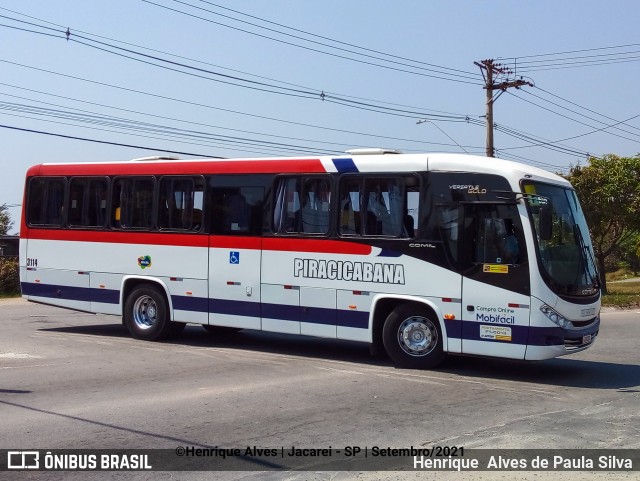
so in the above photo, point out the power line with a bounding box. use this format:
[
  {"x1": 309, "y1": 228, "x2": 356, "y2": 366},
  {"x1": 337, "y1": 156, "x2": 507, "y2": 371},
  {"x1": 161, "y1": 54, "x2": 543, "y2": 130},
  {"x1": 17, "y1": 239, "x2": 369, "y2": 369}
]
[
  {"x1": 508, "y1": 90, "x2": 640, "y2": 144},
  {"x1": 193, "y1": 0, "x2": 481, "y2": 78},
  {"x1": 0, "y1": 123, "x2": 223, "y2": 157},
  {"x1": 0, "y1": 83, "x2": 432, "y2": 152},
  {"x1": 141, "y1": 0, "x2": 482, "y2": 85},
  {"x1": 499, "y1": 42, "x2": 640, "y2": 60},
  {"x1": 506, "y1": 56, "x2": 640, "y2": 73},
  {"x1": 522, "y1": 89, "x2": 640, "y2": 140},
  {"x1": 177, "y1": 0, "x2": 481, "y2": 80},
  {"x1": 0, "y1": 59, "x2": 485, "y2": 149},
  {"x1": 499, "y1": 43, "x2": 640, "y2": 73},
  {"x1": 534, "y1": 86, "x2": 640, "y2": 133},
  {"x1": 2, "y1": 11, "x2": 600, "y2": 167},
  {"x1": 493, "y1": 122, "x2": 592, "y2": 157},
  {"x1": 0, "y1": 100, "x2": 344, "y2": 155},
  {"x1": 494, "y1": 150, "x2": 568, "y2": 171},
  {"x1": 0, "y1": 16, "x2": 479, "y2": 122},
  {"x1": 0, "y1": 6, "x2": 471, "y2": 118}
]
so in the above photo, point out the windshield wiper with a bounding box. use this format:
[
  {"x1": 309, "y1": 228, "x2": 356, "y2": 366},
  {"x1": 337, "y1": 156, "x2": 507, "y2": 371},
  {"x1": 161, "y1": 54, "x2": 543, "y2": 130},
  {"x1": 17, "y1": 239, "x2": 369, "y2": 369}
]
[{"x1": 572, "y1": 224, "x2": 600, "y2": 290}]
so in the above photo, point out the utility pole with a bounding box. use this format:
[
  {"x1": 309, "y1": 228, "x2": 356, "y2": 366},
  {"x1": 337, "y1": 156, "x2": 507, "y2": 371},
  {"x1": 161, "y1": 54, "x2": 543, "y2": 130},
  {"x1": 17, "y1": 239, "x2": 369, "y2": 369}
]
[{"x1": 474, "y1": 59, "x2": 533, "y2": 157}]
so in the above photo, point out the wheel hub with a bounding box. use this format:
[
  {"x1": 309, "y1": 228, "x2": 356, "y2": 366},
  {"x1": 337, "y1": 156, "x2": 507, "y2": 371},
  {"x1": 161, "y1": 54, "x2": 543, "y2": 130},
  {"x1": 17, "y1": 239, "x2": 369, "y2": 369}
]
[
  {"x1": 133, "y1": 296, "x2": 157, "y2": 330},
  {"x1": 398, "y1": 317, "x2": 437, "y2": 356}
]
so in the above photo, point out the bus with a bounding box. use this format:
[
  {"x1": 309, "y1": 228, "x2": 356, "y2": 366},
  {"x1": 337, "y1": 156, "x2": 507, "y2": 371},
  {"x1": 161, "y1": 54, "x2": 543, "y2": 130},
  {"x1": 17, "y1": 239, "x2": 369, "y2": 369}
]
[{"x1": 19, "y1": 149, "x2": 601, "y2": 369}]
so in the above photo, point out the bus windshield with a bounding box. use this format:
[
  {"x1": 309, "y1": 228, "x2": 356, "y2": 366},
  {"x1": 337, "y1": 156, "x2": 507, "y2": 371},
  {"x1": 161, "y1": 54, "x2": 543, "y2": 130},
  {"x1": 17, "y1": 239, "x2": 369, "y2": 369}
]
[{"x1": 523, "y1": 181, "x2": 599, "y2": 297}]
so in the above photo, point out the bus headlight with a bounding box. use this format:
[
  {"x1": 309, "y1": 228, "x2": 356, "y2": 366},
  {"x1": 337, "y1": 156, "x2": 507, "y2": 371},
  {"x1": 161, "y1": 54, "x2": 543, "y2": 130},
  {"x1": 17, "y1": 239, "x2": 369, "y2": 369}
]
[{"x1": 540, "y1": 304, "x2": 571, "y2": 329}]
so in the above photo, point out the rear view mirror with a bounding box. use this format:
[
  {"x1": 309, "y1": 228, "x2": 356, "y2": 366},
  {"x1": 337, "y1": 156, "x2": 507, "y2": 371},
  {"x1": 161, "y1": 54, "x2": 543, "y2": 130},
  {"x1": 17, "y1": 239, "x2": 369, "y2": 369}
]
[{"x1": 539, "y1": 205, "x2": 552, "y2": 240}]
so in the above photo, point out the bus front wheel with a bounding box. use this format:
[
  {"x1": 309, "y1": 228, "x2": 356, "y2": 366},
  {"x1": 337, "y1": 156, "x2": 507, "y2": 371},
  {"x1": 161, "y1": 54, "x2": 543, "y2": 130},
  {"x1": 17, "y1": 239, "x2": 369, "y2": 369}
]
[
  {"x1": 124, "y1": 285, "x2": 185, "y2": 341},
  {"x1": 382, "y1": 304, "x2": 445, "y2": 369}
]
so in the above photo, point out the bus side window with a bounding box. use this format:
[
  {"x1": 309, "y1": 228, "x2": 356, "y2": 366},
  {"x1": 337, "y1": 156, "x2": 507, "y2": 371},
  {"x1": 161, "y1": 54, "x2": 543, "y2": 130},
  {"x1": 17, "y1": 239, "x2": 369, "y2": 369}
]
[
  {"x1": 301, "y1": 178, "x2": 331, "y2": 234},
  {"x1": 68, "y1": 177, "x2": 108, "y2": 228},
  {"x1": 112, "y1": 177, "x2": 155, "y2": 230},
  {"x1": 158, "y1": 176, "x2": 204, "y2": 231},
  {"x1": 212, "y1": 186, "x2": 264, "y2": 235},
  {"x1": 338, "y1": 175, "x2": 418, "y2": 238},
  {"x1": 224, "y1": 193, "x2": 250, "y2": 232},
  {"x1": 27, "y1": 177, "x2": 66, "y2": 227},
  {"x1": 339, "y1": 180, "x2": 361, "y2": 235}
]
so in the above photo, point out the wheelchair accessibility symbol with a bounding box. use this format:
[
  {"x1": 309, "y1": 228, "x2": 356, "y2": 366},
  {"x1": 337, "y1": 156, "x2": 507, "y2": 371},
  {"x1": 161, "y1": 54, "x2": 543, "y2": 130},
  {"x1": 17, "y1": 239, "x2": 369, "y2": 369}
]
[{"x1": 229, "y1": 251, "x2": 240, "y2": 264}]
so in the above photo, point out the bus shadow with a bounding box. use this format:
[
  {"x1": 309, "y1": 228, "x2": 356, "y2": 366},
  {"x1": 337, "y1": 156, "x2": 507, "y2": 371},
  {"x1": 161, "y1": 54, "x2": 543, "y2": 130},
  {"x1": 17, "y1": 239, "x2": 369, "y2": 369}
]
[
  {"x1": 41, "y1": 323, "x2": 640, "y2": 391},
  {"x1": 439, "y1": 355, "x2": 640, "y2": 391}
]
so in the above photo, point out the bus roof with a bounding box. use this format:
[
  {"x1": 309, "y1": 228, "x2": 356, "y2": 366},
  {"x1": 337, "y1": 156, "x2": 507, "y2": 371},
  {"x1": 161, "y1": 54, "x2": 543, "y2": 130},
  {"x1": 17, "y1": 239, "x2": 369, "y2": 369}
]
[{"x1": 24, "y1": 152, "x2": 569, "y2": 186}]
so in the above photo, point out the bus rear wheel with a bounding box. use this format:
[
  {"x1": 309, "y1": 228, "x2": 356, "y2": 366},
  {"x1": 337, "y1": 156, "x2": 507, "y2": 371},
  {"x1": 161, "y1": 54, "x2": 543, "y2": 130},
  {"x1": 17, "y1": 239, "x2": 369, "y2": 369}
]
[
  {"x1": 124, "y1": 285, "x2": 185, "y2": 341},
  {"x1": 382, "y1": 304, "x2": 445, "y2": 369}
]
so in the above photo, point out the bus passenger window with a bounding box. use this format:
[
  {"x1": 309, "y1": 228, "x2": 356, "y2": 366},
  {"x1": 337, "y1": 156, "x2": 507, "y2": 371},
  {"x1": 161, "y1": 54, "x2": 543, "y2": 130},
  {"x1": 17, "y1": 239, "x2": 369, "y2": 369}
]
[
  {"x1": 273, "y1": 176, "x2": 331, "y2": 235},
  {"x1": 339, "y1": 175, "x2": 419, "y2": 238},
  {"x1": 224, "y1": 193, "x2": 250, "y2": 232},
  {"x1": 364, "y1": 178, "x2": 404, "y2": 236},
  {"x1": 212, "y1": 186, "x2": 264, "y2": 235},
  {"x1": 112, "y1": 177, "x2": 155, "y2": 230},
  {"x1": 158, "y1": 176, "x2": 204, "y2": 231},
  {"x1": 27, "y1": 177, "x2": 66, "y2": 227},
  {"x1": 68, "y1": 177, "x2": 108, "y2": 228},
  {"x1": 301, "y1": 178, "x2": 330, "y2": 234},
  {"x1": 339, "y1": 180, "x2": 360, "y2": 235}
]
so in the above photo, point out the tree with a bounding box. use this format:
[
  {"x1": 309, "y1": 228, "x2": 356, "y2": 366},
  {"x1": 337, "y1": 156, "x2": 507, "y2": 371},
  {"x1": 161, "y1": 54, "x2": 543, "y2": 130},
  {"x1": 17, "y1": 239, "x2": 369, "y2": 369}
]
[
  {"x1": 565, "y1": 154, "x2": 640, "y2": 293},
  {"x1": 0, "y1": 204, "x2": 13, "y2": 235}
]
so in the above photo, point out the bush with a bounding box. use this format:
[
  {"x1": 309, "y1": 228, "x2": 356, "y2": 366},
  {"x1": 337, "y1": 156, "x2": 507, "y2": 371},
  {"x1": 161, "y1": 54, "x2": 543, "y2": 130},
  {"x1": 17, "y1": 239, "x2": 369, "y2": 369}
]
[{"x1": 0, "y1": 257, "x2": 20, "y2": 295}]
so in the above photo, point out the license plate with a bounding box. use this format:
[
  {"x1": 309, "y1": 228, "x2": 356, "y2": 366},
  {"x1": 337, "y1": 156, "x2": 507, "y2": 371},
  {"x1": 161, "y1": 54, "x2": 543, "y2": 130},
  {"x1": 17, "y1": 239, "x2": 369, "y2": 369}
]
[{"x1": 582, "y1": 334, "x2": 592, "y2": 344}]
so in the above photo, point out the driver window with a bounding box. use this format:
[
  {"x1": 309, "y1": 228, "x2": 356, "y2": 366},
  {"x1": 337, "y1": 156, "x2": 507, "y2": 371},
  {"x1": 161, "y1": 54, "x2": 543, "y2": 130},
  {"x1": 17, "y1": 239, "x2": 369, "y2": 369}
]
[{"x1": 468, "y1": 205, "x2": 523, "y2": 265}]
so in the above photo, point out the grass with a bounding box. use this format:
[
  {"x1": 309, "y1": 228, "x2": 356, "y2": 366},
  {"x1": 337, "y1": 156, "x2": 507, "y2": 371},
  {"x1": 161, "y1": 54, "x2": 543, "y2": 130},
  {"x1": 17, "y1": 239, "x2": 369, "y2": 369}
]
[
  {"x1": 0, "y1": 292, "x2": 20, "y2": 299},
  {"x1": 606, "y1": 268, "x2": 640, "y2": 282},
  {"x1": 602, "y1": 280, "x2": 640, "y2": 309}
]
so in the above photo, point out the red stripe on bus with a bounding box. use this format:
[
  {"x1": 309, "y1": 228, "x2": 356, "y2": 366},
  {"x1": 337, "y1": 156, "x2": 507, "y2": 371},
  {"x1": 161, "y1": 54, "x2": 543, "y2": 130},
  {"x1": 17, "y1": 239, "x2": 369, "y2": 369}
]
[
  {"x1": 22, "y1": 231, "x2": 371, "y2": 255},
  {"x1": 262, "y1": 238, "x2": 371, "y2": 255},
  {"x1": 209, "y1": 236, "x2": 262, "y2": 249},
  {"x1": 23, "y1": 228, "x2": 209, "y2": 247},
  {"x1": 28, "y1": 158, "x2": 326, "y2": 176}
]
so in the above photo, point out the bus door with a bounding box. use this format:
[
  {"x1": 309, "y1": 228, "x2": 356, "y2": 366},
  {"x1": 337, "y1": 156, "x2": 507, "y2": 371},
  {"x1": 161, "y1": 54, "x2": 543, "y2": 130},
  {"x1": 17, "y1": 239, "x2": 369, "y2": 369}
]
[
  {"x1": 208, "y1": 186, "x2": 264, "y2": 330},
  {"x1": 460, "y1": 203, "x2": 530, "y2": 359},
  {"x1": 260, "y1": 176, "x2": 336, "y2": 336}
]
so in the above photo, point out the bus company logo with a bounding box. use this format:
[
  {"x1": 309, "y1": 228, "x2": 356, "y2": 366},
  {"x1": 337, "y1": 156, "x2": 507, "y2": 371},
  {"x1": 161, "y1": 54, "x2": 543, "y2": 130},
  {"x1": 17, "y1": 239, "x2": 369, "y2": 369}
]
[
  {"x1": 294, "y1": 258, "x2": 405, "y2": 285},
  {"x1": 449, "y1": 184, "x2": 487, "y2": 194},
  {"x1": 137, "y1": 256, "x2": 152, "y2": 269},
  {"x1": 8, "y1": 451, "x2": 39, "y2": 469}
]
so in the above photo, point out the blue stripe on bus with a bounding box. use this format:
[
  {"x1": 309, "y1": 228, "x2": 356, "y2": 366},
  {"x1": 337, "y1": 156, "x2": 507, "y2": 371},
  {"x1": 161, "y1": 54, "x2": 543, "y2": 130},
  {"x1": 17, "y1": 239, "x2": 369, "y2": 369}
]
[
  {"x1": 208, "y1": 297, "x2": 262, "y2": 318},
  {"x1": 24, "y1": 281, "x2": 598, "y2": 344},
  {"x1": 22, "y1": 282, "x2": 368, "y2": 329},
  {"x1": 337, "y1": 310, "x2": 369, "y2": 329},
  {"x1": 172, "y1": 295, "x2": 209, "y2": 313},
  {"x1": 377, "y1": 248, "x2": 403, "y2": 258},
  {"x1": 444, "y1": 319, "x2": 599, "y2": 347},
  {"x1": 332, "y1": 157, "x2": 359, "y2": 173},
  {"x1": 261, "y1": 303, "x2": 301, "y2": 322},
  {"x1": 21, "y1": 282, "x2": 119, "y2": 304}
]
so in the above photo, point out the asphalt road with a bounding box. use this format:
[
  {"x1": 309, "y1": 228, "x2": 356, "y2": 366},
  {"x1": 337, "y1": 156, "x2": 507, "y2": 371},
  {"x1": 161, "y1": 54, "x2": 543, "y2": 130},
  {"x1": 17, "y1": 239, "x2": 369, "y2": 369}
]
[{"x1": 1, "y1": 298, "x2": 639, "y2": 481}]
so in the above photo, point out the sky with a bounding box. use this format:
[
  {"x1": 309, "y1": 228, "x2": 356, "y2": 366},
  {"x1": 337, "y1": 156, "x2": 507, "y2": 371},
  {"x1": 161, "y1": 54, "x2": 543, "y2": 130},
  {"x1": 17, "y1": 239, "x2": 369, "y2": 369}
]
[{"x1": 1, "y1": 0, "x2": 639, "y2": 234}]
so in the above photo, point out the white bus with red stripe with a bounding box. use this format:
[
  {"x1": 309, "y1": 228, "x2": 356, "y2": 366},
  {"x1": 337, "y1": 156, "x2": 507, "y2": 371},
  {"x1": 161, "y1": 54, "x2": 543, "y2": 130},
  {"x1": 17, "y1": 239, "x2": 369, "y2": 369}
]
[{"x1": 20, "y1": 150, "x2": 601, "y2": 368}]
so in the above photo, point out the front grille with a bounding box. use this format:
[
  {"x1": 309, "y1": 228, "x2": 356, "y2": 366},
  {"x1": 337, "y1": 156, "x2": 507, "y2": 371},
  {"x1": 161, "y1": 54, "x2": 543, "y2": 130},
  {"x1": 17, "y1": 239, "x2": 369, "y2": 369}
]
[
  {"x1": 564, "y1": 331, "x2": 598, "y2": 350},
  {"x1": 571, "y1": 316, "x2": 599, "y2": 328}
]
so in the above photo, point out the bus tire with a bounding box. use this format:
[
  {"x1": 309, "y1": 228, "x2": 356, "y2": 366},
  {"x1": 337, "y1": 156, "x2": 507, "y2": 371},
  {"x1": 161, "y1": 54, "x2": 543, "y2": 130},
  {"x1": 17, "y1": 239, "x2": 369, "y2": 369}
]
[
  {"x1": 202, "y1": 325, "x2": 242, "y2": 335},
  {"x1": 124, "y1": 285, "x2": 182, "y2": 341},
  {"x1": 382, "y1": 304, "x2": 445, "y2": 369}
]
